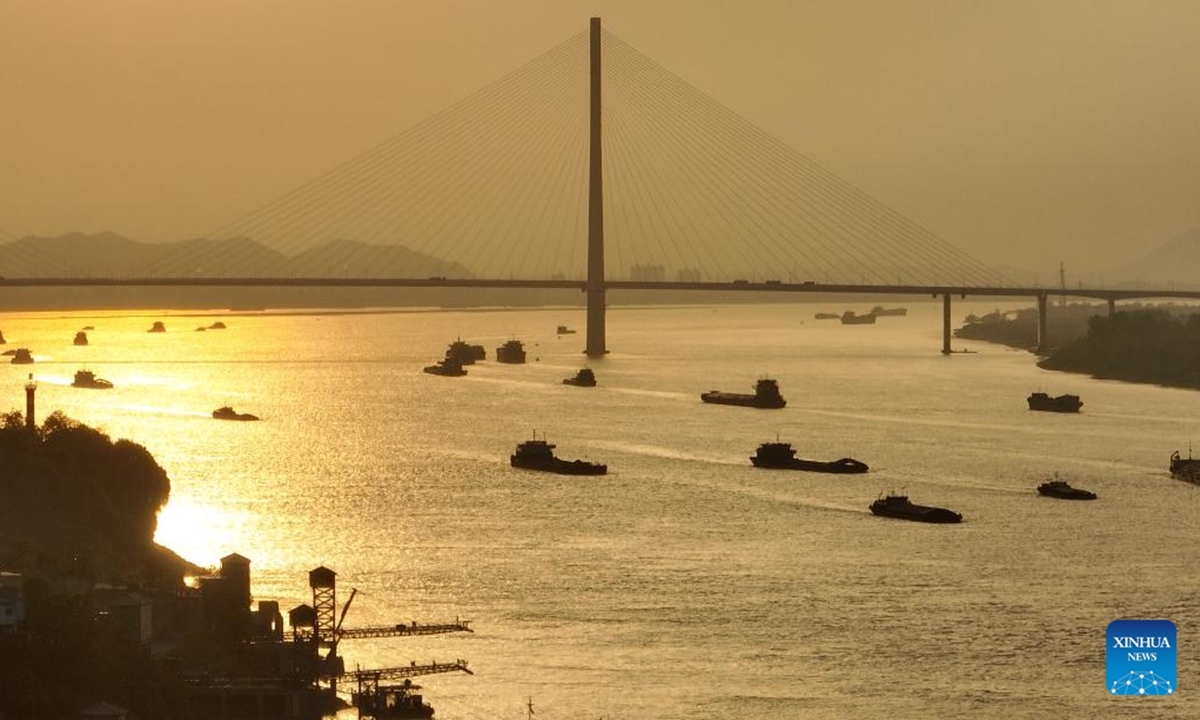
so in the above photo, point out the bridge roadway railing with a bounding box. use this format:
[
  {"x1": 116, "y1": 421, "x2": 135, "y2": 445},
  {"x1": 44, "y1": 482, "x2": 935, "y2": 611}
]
[
  {"x1": 5, "y1": 276, "x2": 1200, "y2": 301},
  {"x1": 6, "y1": 276, "x2": 1198, "y2": 353}
]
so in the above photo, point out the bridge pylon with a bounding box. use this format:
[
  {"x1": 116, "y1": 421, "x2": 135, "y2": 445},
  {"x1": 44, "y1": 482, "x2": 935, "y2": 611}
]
[{"x1": 585, "y1": 16, "x2": 607, "y2": 358}]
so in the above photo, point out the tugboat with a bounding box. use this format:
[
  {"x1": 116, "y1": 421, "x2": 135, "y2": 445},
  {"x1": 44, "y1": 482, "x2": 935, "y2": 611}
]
[
  {"x1": 352, "y1": 679, "x2": 434, "y2": 719},
  {"x1": 10, "y1": 348, "x2": 33, "y2": 364},
  {"x1": 1170, "y1": 450, "x2": 1200, "y2": 485},
  {"x1": 423, "y1": 357, "x2": 467, "y2": 377},
  {"x1": 1037, "y1": 475, "x2": 1097, "y2": 500},
  {"x1": 213, "y1": 406, "x2": 260, "y2": 421},
  {"x1": 71, "y1": 369, "x2": 113, "y2": 389},
  {"x1": 446, "y1": 339, "x2": 486, "y2": 365},
  {"x1": 562, "y1": 368, "x2": 596, "y2": 387},
  {"x1": 556, "y1": 325, "x2": 577, "y2": 335},
  {"x1": 148, "y1": 321, "x2": 166, "y2": 333},
  {"x1": 496, "y1": 339, "x2": 526, "y2": 364},
  {"x1": 840, "y1": 311, "x2": 877, "y2": 325},
  {"x1": 869, "y1": 492, "x2": 962, "y2": 523},
  {"x1": 510, "y1": 435, "x2": 606, "y2": 475},
  {"x1": 73, "y1": 331, "x2": 89, "y2": 346},
  {"x1": 701, "y1": 378, "x2": 786, "y2": 409},
  {"x1": 750, "y1": 441, "x2": 867, "y2": 473},
  {"x1": 1027, "y1": 392, "x2": 1082, "y2": 413}
]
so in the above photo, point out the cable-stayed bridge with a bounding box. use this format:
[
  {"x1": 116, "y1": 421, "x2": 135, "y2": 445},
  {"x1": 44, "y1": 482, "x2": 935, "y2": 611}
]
[{"x1": 3, "y1": 19, "x2": 1196, "y2": 354}]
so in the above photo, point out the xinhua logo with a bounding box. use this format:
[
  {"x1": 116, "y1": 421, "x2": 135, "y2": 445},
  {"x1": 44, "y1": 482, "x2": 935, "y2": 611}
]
[{"x1": 1107, "y1": 619, "x2": 1176, "y2": 696}]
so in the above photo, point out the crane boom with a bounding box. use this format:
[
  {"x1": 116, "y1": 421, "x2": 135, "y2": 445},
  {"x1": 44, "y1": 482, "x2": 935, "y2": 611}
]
[
  {"x1": 338, "y1": 620, "x2": 473, "y2": 640},
  {"x1": 332, "y1": 658, "x2": 473, "y2": 682}
]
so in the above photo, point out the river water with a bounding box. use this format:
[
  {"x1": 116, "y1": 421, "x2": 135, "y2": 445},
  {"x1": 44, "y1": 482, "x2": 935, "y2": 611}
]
[{"x1": 2, "y1": 301, "x2": 1197, "y2": 719}]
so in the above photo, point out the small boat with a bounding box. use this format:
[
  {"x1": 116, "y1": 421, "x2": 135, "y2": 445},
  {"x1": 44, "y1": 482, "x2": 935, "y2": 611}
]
[
  {"x1": 701, "y1": 378, "x2": 786, "y2": 409},
  {"x1": 496, "y1": 339, "x2": 526, "y2": 364},
  {"x1": 209, "y1": 321, "x2": 227, "y2": 329},
  {"x1": 841, "y1": 311, "x2": 877, "y2": 325},
  {"x1": 813, "y1": 312, "x2": 839, "y2": 320},
  {"x1": 73, "y1": 331, "x2": 89, "y2": 346},
  {"x1": 352, "y1": 679, "x2": 435, "y2": 720},
  {"x1": 556, "y1": 325, "x2": 577, "y2": 335},
  {"x1": 1037, "y1": 476, "x2": 1096, "y2": 500},
  {"x1": 213, "y1": 406, "x2": 260, "y2": 421},
  {"x1": 1170, "y1": 450, "x2": 1200, "y2": 485},
  {"x1": 10, "y1": 348, "x2": 33, "y2": 364},
  {"x1": 563, "y1": 368, "x2": 596, "y2": 387},
  {"x1": 446, "y1": 339, "x2": 486, "y2": 365},
  {"x1": 195, "y1": 326, "x2": 207, "y2": 332},
  {"x1": 148, "y1": 321, "x2": 166, "y2": 333},
  {"x1": 423, "y1": 357, "x2": 467, "y2": 377},
  {"x1": 869, "y1": 493, "x2": 962, "y2": 523},
  {"x1": 510, "y1": 435, "x2": 606, "y2": 475},
  {"x1": 870, "y1": 306, "x2": 908, "y2": 317},
  {"x1": 1027, "y1": 392, "x2": 1082, "y2": 413},
  {"x1": 71, "y1": 369, "x2": 113, "y2": 389},
  {"x1": 750, "y1": 441, "x2": 867, "y2": 473}
]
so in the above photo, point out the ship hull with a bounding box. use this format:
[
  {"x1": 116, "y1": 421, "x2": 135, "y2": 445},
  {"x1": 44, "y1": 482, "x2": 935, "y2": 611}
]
[
  {"x1": 1027, "y1": 394, "x2": 1082, "y2": 412},
  {"x1": 1037, "y1": 485, "x2": 1096, "y2": 500},
  {"x1": 870, "y1": 501, "x2": 962, "y2": 524},
  {"x1": 701, "y1": 392, "x2": 785, "y2": 409},
  {"x1": 751, "y1": 457, "x2": 867, "y2": 473},
  {"x1": 510, "y1": 457, "x2": 607, "y2": 475},
  {"x1": 1170, "y1": 457, "x2": 1200, "y2": 485}
]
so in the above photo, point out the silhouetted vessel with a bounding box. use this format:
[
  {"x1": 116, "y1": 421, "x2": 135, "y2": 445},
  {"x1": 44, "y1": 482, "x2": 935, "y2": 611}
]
[
  {"x1": 73, "y1": 331, "x2": 89, "y2": 346},
  {"x1": 71, "y1": 370, "x2": 113, "y2": 389},
  {"x1": 1170, "y1": 451, "x2": 1200, "y2": 485},
  {"x1": 0, "y1": 330, "x2": 5, "y2": 344},
  {"x1": 814, "y1": 312, "x2": 839, "y2": 320},
  {"x1": 869, "y1": 493, "x2": 962, "y2": 523},
  {"x1": 556, "y1": 325, "x2": 577, "y2": 335},
  {"x1": 870, "y1": 306, "x2": 908, "y2": 317},
  {"x1": 424, "y1": 357, "x2": 467, "y2": 377},
  {"x1": 148, "y1": 321, "x2": 166, "y2": 333},
  {"x1": 496, "y1": 340, "x2": 526, "y2": 364},
  {"x1": 446, "y1": 339, "x2": 486, "y2": 365},
  {"x1": 213, "y1": 406, "x2": 260, "y2": 421},
  {"x1": 563, "y1": 368, "x2": 596, "y2": 387},
  {"x1": 841, "y1": 311, "x2": 876, "y2": 325},
  {"x1": 1027, "y1": 392, "x2": 1082, "y2": 413},
  {"x1": 1037, "y1": 476, "x2": 1096, "y2": 500},
  {"x1": 510, "y1": 436, "x2": 606, "y2": 475},
  {"x1": 750, "y1": 442, "x2": 867, "y2": 473},
  {"x1": 701, "y1": 378, "x2": 786, "y2": 409},
  {"x1": 10, "y1": 348, "x2": 33, "y2": 364},
  {"x1": 209, "y1": 321, "x2": 227, "y2": 329},
  {"x1": 352, "y1": 679, "x2": 434, "y2": 719}
]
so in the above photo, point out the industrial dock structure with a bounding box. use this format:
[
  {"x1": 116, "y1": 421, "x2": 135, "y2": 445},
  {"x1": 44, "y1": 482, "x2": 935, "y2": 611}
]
[{"x1": 0, "y1": 554, "x2": 473, "y2": 719}]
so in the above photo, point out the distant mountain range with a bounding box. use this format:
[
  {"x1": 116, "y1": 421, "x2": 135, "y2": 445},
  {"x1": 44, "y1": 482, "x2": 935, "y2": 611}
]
[
  {"x1": 986, "y1": 227, "x2": 1200, "y2": 291},
  {"x1": 0, "y1": 232, "x2": 474, "y2": 279},
  {"x1": 1080, "y1": 226, "x2": 1200, "y2": 289}
]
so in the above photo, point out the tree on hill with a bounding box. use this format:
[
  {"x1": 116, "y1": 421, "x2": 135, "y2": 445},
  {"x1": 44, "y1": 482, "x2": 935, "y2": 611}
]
[{"x1": 0, "y1": 411, "x2": 186, "y2": 585}]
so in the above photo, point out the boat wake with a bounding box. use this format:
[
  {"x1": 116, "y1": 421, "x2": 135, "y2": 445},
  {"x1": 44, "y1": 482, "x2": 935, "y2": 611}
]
[{"x1": 588, "y1": 440, "x2": 736, "y2": 464}]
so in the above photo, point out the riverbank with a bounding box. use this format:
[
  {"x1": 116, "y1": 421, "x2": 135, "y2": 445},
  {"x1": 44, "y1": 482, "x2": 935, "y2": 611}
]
[{"x1": 954, "y1": 303, "x2": 1200, "y2": 389}]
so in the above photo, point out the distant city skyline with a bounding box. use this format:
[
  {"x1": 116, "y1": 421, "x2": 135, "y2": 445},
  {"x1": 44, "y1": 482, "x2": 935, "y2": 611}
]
[{"x1": 3, "y1": 0, "x2": 1199, "y2": 275}]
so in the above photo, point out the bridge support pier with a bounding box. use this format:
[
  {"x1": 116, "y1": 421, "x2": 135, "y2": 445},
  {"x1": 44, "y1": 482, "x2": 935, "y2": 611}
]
[
  {"x1": 941, "y1": 293, "x2": 952, "y2": 355},
  {"x1": 1036, "y1": 293, "x2": 1049, "y2": 353},
  {"x1": 1108, "y1": 298, "x2": 1116, "y2": 316}
]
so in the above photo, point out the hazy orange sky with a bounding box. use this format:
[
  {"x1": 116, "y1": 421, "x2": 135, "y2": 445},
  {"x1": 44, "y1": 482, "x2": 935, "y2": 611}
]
[{"x1": 2, "y1": 0, "x2": 1199, "y2": 275}]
